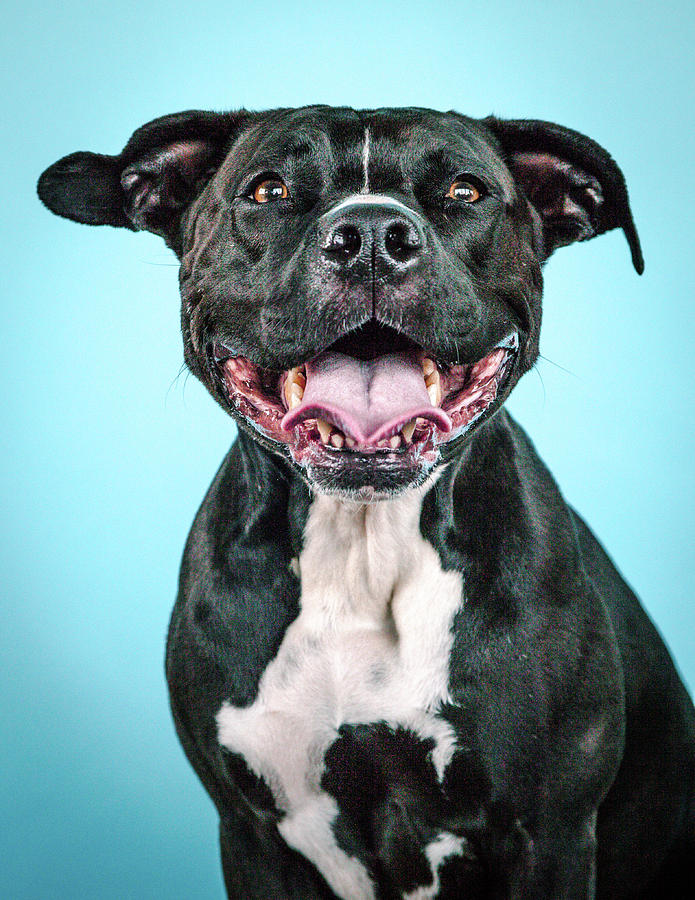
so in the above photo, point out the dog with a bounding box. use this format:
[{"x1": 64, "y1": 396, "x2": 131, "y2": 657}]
[{"x1": 38, "y1": 106, "x2": 694, "y2": 898}]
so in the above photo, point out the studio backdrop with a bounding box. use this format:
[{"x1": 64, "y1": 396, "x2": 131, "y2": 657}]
[{"x1": 2, "y1": 1, "x2": 693, "y2": 897}]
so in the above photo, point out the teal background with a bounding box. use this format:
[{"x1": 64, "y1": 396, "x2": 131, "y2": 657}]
[{"x1": 3, "y1": 1, "x2": 693, "y2": 897}]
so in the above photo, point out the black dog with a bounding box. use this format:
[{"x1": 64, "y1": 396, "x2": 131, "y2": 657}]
[{"x1": 38, "y1": 106, "x2": 694, "y2": 898}]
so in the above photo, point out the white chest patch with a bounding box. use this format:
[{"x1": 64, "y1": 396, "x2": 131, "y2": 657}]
[
  {"x1": 403, "y1": 832, "x2": 469, "y2": 899},
  {"x1": 216, "y1": 487, "x2": 464, "y2": 899}
]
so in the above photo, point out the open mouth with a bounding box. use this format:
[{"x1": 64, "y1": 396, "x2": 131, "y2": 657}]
[{"x1": 212, "y1": 323, "x2": 517, "y2": 470}]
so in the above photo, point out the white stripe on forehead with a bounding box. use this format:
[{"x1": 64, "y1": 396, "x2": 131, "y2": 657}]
[
  {"x1": 361, "y1": 127, "x2": 370, "y2": 194},
  {"x1": 325, "y1": 193, "x2": 423, "y2": 220}
]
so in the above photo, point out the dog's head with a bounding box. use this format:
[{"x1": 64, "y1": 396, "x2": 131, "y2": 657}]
[{"x1": 38, "y1": 106, "x2": 642, "y2": 498}]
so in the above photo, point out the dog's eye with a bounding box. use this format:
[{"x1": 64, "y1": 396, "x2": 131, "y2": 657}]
[
  {"x1": 446, "y1": 178, "x2": 483, "y2": 203},
  {"x1": 252, "y1": 178, "x2": 289, "y2": 203}
]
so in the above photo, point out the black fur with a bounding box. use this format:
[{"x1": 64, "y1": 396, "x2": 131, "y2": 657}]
[{"x1": 38, "y1": 105, "x2": 693, "y2": 898}]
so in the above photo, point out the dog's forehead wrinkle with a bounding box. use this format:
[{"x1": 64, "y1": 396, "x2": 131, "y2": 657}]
[
  {"x1": 220, "y1": 108, "x2": 512, "y2": 198},
  {"x1": 225, "y1": 109, "x2": 361, "y2": 173}
]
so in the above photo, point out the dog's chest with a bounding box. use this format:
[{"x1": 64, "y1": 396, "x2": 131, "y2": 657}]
[{"x1": 216, "y1": 489, "x2": 464, "y2": 898}]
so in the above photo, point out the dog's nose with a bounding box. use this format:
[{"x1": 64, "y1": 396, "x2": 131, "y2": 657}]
[
  {"x1": 323, "y1": 223, "x2": 362, "y2": 262},
  {"x1": 320, "y1": 198, "x2": 425, "y2": 273},
  {"x1": 383, "y1": 220, "x2": 422, "y2": 264}
]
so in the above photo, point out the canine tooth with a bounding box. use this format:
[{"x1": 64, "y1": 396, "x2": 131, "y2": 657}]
[
  {"x1": 289, "y1": 391, "x2": 302, "y2": 409},
  {"x1": 427, "y1": 382, "x2": 441, "y2": 405},
  {"x1": 330, "y1": 432, "x2": 344, "y2": 449},
  {"x1": 389, "y1": 434, "x2": 401, "y2": 449},
  {"x1": 424, "y1": 370, "x2": 440, "y2": 388},
  {"x1": 284, "y1": 372, "x2": 296, "y2": 405},
  {"x1": 422, "y1": 357, "x2": 436, "y2": 377},
  {"x1": 284, "y1": 368, "x2": 306, "y2": 408},
  {"x1": 401, "y1": 420, "x2": 416, "y2": 444},
  {"x1": 345, "y1": 436, "x2": 356, "y2": 449},
  {"x1": 377, "y1": 439, "x2": 389, "y2": 448},
  {"x1": 317, "y1": 419, "x2": 332, "y2": 443}
]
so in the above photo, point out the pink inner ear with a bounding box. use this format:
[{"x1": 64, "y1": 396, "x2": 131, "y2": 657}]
[
  {"x1": 507, "y1": 150, "x2": 603, "y2": 238},
  {"x1": 120, "y1": 138, "x2": 219, "y2": 236},
  {"x1": 509, "y1": 152, "x2": 602, "y2": 203},
  {"x1": 160, "y1": 140, "x2": 213, "y2": 176},
  {"x1": 121, "y1": 140, "x2": 214, "y2": 189},
  {"x1": 511, "y1": 151, "x2": 560, "y2": 172}
]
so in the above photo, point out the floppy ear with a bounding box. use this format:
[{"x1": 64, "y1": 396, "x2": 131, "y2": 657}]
[
  {"x1": 483, "y1": 117, "x2": 643, "y2": 273},
  {"x1": 37, "y1": 110, "x2": 244, "y2": 252}
]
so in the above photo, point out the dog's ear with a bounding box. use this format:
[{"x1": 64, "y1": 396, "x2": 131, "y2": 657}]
[
  {"x1": 483, "y1": 117, "x2": 644, "y2": 273},
  {"x1": 37, "y1": 110, "x2": 245, "y2": 252}
]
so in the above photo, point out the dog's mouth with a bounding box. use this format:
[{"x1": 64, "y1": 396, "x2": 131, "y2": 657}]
[{"x1": 212, "y1": 323, "x2": 517, "y2": 472}]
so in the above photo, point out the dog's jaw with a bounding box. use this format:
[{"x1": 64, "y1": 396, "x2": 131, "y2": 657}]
[{"x1": 212, "y1": 328, "x2": 519, "y2": 497}]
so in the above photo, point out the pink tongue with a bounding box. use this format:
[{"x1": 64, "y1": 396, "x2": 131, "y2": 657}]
[{"x1": 281, "y1": 351, "x2": 452, "y2": 445}]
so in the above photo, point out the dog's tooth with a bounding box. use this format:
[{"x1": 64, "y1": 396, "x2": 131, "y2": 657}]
[
  {"x1": 389, "y1": 434, "x2": 401, "y2": 449},
  {"x1": 401, "y1": 420, "x2": 416, "y2": 444},
  {"x1": 424, "y1": 370, "x2": 439, "y2": 387},
  {"x1": 377, "y1": 438, "x2": 389, "y2": 448},
  {"x1": 422, "y1": 357, "x2": 436, "y2": 377},
  {"x1": 289, "y1": 391, "x2": 302, "y2": 409},
  {"x1": 316, "y1": 419, "x2": 332, "y2": 443},
  {"x1": 427, "y1": 382, "x2": 441, "y2": 405},
  {"x1": 295, "y1": 371, "x2": 306, "y2": 388},
  {"x1": 330, "y1": 432, "x2": 344, "y2": 449},
  {"x1": 345, "y1": 436, "x2": 356, "y2": 449},
  {"x1": 284, "y1": 368, "x2": 299, "y2": 406},
  {"x1": 291, "y1": 382, "x2": 304, "y2": 399}
]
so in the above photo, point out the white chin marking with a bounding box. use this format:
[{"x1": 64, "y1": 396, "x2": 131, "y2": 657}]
[{"x1": 216, "y1": 483, "x2": 463, "y2": 898}]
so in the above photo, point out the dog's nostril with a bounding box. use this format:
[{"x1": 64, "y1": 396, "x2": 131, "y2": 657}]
[
  {"x1": 323, "y1": 224, "x2": 362, "y2": 262},
  {"x1": 384, "y1": 222, "x2": 421, "y2": 263}
]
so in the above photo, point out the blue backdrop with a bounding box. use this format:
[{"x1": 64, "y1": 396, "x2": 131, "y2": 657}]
[{"x1": 3, "y1": 1, "x2": 693, "y2": 897}]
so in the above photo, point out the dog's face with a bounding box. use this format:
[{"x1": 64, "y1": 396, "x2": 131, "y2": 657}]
[{"x1": 38, "y1": 106, "x2": 642, "y2": 497}]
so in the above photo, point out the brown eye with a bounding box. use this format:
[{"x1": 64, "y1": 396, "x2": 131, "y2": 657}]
[
  {"x1": 252, "y1": 178, "x2": 289, "y2": 203},
  {"x1": 446, "y1": 178, "x2": 482, "y2": 203}
]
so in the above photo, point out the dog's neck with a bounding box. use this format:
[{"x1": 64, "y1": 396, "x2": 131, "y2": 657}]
[
  {"x1": 297, "y1": 487, "x2": 434, "y2": 626},
  {"x1": 234, "y1": 421, "x2": 481, "y2": 563}
]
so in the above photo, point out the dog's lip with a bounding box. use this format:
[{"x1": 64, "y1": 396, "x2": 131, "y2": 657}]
[
  {"x1": 211, "y1": 330, "x2": 518, "y2": 465},
  {"x1": 211, "y1": 331, "x2": 519, "y2": 368}
]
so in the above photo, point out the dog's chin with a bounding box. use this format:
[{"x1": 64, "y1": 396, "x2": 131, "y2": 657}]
[
  {"x1": 210, "y1": 323, "x2": 518, "y2": 499},
  {"x1": 298, "y1": 443, "x2": 440, "y2": 500}
]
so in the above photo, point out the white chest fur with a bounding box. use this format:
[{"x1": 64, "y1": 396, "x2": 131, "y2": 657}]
[{"x1": 216, "y1": 488, "x2": 464, "y2": 899}]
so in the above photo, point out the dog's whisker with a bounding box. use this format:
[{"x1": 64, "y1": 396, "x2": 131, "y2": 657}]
[{"x1": 537, "y1": 353, "x2": 579, "y2": 378}]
